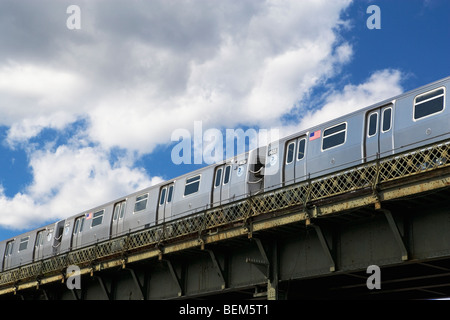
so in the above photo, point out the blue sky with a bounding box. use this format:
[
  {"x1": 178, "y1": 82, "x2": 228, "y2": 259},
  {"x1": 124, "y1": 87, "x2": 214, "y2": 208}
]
[{"x1": 0, "y1": 0, "x2": 449, "y2": 241}]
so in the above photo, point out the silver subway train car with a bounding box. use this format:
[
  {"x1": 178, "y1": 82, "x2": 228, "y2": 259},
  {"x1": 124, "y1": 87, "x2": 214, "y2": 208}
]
[{"x1": 1, "y1": 76, "x2": 449, "y2": 272}]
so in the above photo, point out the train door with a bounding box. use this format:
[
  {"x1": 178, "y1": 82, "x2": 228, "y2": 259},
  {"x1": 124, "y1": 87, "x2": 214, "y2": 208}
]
[
  {"x1": 3, "y1": 240, "x2": 14, "y2": 270},
  {"x1": 365, "y1": 103, "x2": 394, "y2": 161},
  {"x1": 52, "y1": 220, "x2": 64, "y2": 256},
  {"x1": 111, "y1": 200, "x2": 126, "y2": 236},
  {"x1": 379, "y1": 104, "x2": 394, "y2": 156},
  {"x1": 33, "y1": 230, "x2": 45, "y2": 261},
  {"x1": 71, "y1": 216, "x2": 85, "y2": 249},
  {"x1": 158, "y1": 183, "x2": 174, "y2": 224},
  {"x1": 212, "y1": 164, "x2": 232, "y2": 207},
  {"x1": 284, "y1": 136, "x2": 307, "y2": 185}
]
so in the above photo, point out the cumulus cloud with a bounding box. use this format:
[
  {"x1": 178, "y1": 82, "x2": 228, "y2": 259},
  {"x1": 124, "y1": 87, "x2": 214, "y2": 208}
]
[
  {"x1": 278, "y1": 69, "x2": 405, "y2": 138},
  {"x1": 0, "y1": 140, "x2": 163, "y2": 230},
  {"x1": 1, "y1": 0, "x2": 354, "y2": 154},
  {"x1": 0, "y1": 0, "x2": 407, "y2": 232},
  {"x1": 298, "y1": 69, "x2": 404, "y2": 129}
]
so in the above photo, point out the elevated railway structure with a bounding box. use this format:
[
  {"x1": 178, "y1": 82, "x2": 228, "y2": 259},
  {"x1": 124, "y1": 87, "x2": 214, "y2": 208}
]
[{"x1": 0, "y1": 139, "x2": 449, "y2": 300}]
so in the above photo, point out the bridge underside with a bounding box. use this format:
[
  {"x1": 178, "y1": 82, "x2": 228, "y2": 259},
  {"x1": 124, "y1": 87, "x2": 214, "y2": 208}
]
[{"x1": 3, "y1": 185, "x2": 450, "y2": 300}]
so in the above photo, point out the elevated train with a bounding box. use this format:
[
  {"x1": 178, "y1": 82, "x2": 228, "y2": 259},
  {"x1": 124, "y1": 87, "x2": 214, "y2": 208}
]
[{"x1": 1, "y1": 76, "x2": 449, "y2": 272}]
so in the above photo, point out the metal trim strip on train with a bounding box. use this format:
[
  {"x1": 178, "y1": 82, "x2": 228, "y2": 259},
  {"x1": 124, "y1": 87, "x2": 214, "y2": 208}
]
[{"x1": 1, "y1": 76, "x2": 449, "y2": 272}]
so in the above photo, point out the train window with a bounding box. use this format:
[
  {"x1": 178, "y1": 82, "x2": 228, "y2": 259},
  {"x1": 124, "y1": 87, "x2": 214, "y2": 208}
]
[
  {"x1": 167, "y1": 185, "x2": 174, "y2": 203},
  {"x1": 113, "y1": 201, "x2": 126, "y2": 220},
  {"x1": 120, "y1": 203, "x2": 126, "y2": 219},
  {"x1": 19, "y1": 237, "x2": 29, "y2": 252},
  {"x1": 35, "y1": 231, "x2": 44, "y2": 247},
  {"x1": 73, "y1": 217, "x2": 85, "y2": 234},
  {"x1": 414, "y1": 88, "x2": 445, "y2": 120},
  {"x1": 382, "y1": 108, "x2": 392, "y2": 132},
  {"x1": 91, "y1": 210, "x2": 104, "y2": 227},
  {"x1": 286, "y1": 142, "x2": 295, "y2": 164},
  {"x1": 134, "y1": 193, "x2": 148, "y2": 212},
  {"x1": 322, "y1": 123, "x2": 346, "y2": 151},
  {"x1": 113, "y1": 205, "x2": 119, "y2": 221},
  {"x1": 159, "y1": 187, "x2": 167, "y2": 206},
  {"x1": 73, "y1": 219, "x2": 79, "y2": 235},
  {"x1": 5, "y1": 242, "x2": 13, "y2": 257},
  {"x1": 368, "y1": 113, "x2": 378, "y2": 137},
  {"x1": 80, "y1": 217, "x2": 85, "y2": 232},
  {"x1": 184, "y1": 175, "x2": 201, "y2": 196},
  {"x1": 297, "y1": 138, "x2": 306, "y2": 160},
  {"x1": 214, "y1": 168, "x2": 222, "y2": 188},
  {"x1": 223, "y1": 165, "x2": 231, "y2": 185}
]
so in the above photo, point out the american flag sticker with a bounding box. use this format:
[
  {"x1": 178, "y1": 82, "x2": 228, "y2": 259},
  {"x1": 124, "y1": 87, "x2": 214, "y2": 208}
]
[
  {"x1": 309, "y1": 130, "x2": 321, "y2": 141},
  {"x1": 85, "y1": 212, "x2": 93, "y2": 220}
]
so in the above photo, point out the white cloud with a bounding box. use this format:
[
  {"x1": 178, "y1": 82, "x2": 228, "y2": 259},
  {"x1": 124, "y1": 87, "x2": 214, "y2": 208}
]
[
  {"x1": 80, "y1": 0, "x2": 354, "y2": 155},
  {"x1": 279, "y1": 69, "x2": 405, "y2": 138},
  {"x1": 0, "y1": 141, "x2": 162, "y2": 230},
  {"x1": 0, "y1": 62, "x2": 89, "y2": 147},
  {"x1": 2, "y1": 0, "x2": 394, "y2": 232},
  {"x1": 0, "y1": 1, "x2": 355, "y2": 154}
]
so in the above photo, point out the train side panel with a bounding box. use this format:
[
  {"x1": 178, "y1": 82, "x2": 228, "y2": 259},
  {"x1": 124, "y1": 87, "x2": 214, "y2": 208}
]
[
  {"x1": 307, "y1": 112, "x2": 365, "y2": 179},
  {"x1": 2, "y1": 230, "x2": 38, "y2": 270},
  {"x1": 172, "y1": 167, "x2": 214, "y2": 219},
  {"x1": 123, "y1": 187, "x2": 159, "y2": 232},
  {"x1": 73, "y1": 204, "x2": 114, "y2": 248},
  {"x1": 34, "y1": 223, "x2": 59, "y2": 261},
  {"x1": 229, "y1": 153, "x2": 250, "y2": 202},
  {"x1": 264, "y1": 141, "x2": 283, "y2": 191},
  {"x1": 394, "y1": 79, "x2": 449, "y2": 153}
]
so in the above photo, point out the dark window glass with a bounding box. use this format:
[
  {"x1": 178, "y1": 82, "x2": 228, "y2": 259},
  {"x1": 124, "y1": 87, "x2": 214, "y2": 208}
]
[
  {"x1": 91, "y1": 210, "x2": 104, "y2": 227},
  {"x1": 167, "y1": 185, "x2": 173, "y2": 203},
  {"x1": 113, "y1": 204, "x2": 120, "y2": 221},
  {"x1": 134, "y1": 194, "x2": 148, "y2": 212},
  {"x1": 79, "y1": 217, "x2": 85, "y2": 232},
  {"x1": 215, "y1": 168, "x2": 222, "y2": 187},
  {"x1": 184, "y1": 175, "x2": 201, "y2": 196},
  {"x1": 286, "y1": 142, "x2": 295, "y2": 164},
  {"x1": 119, "y1": 202, "x2": 126, "y2": 219},
  {"x1": 36, "y1": 232, "x2": 44, "y2": 247},
  {"x1": 223, "y1": 165, "x2": 231, "y2": 184},
  {"x1": 414, "y1": 89, "x2": 444, "y2": 120},
  {"x1": 5, "y1": 242, "x2": 13, "y2": 256},
  {"x1": 416, "y1": 88, "x2": 444, "y2": 104},
  {"x1": 297, "y1": 139, "x2": 306, "y2": 160},
  {"x1": 19, "y1": 237, "x2": 29, "y2": 252},
  {"x1": 382, "y1": 108, "x2": 392, "y2": 132},
  {"x1": 73, "y1": 219, "x2": 79, "y2": 235},
  {"x1": 323, "y1": 123, "x2": 346, "y2": 136},
  {"x1": 159, "y1": 188, "x2": 167, "y2": 206},
  {"x1": 368, "y1": 113, "x2": 377, "y2": 136},
  {"x1": 322, "y1": 123, "x2": 346, "y2": 150}
]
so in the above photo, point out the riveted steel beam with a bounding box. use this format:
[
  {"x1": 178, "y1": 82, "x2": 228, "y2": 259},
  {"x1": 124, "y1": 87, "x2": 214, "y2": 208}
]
[
  {"x1": 95, "y1": 275, "x2": 111, "y2": 300},
  {"x1": 380, "y1": 209, "x2": 408, "y2": 261},
  {"x1": 246, "y1": 238, "x2": 270, "y2": 280},
  {"x1": 312, "y1": 224, "x2": 335, "y2": 272},
  {"x1": 162, "y1": 259, "x2": 182, "y2": 297},
  {"x1": 205, "y1": 249, "x2": 226, "y2": 290},
  {"x1": 124, "y1": 267, "x2": 146, "y2": 300}
]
